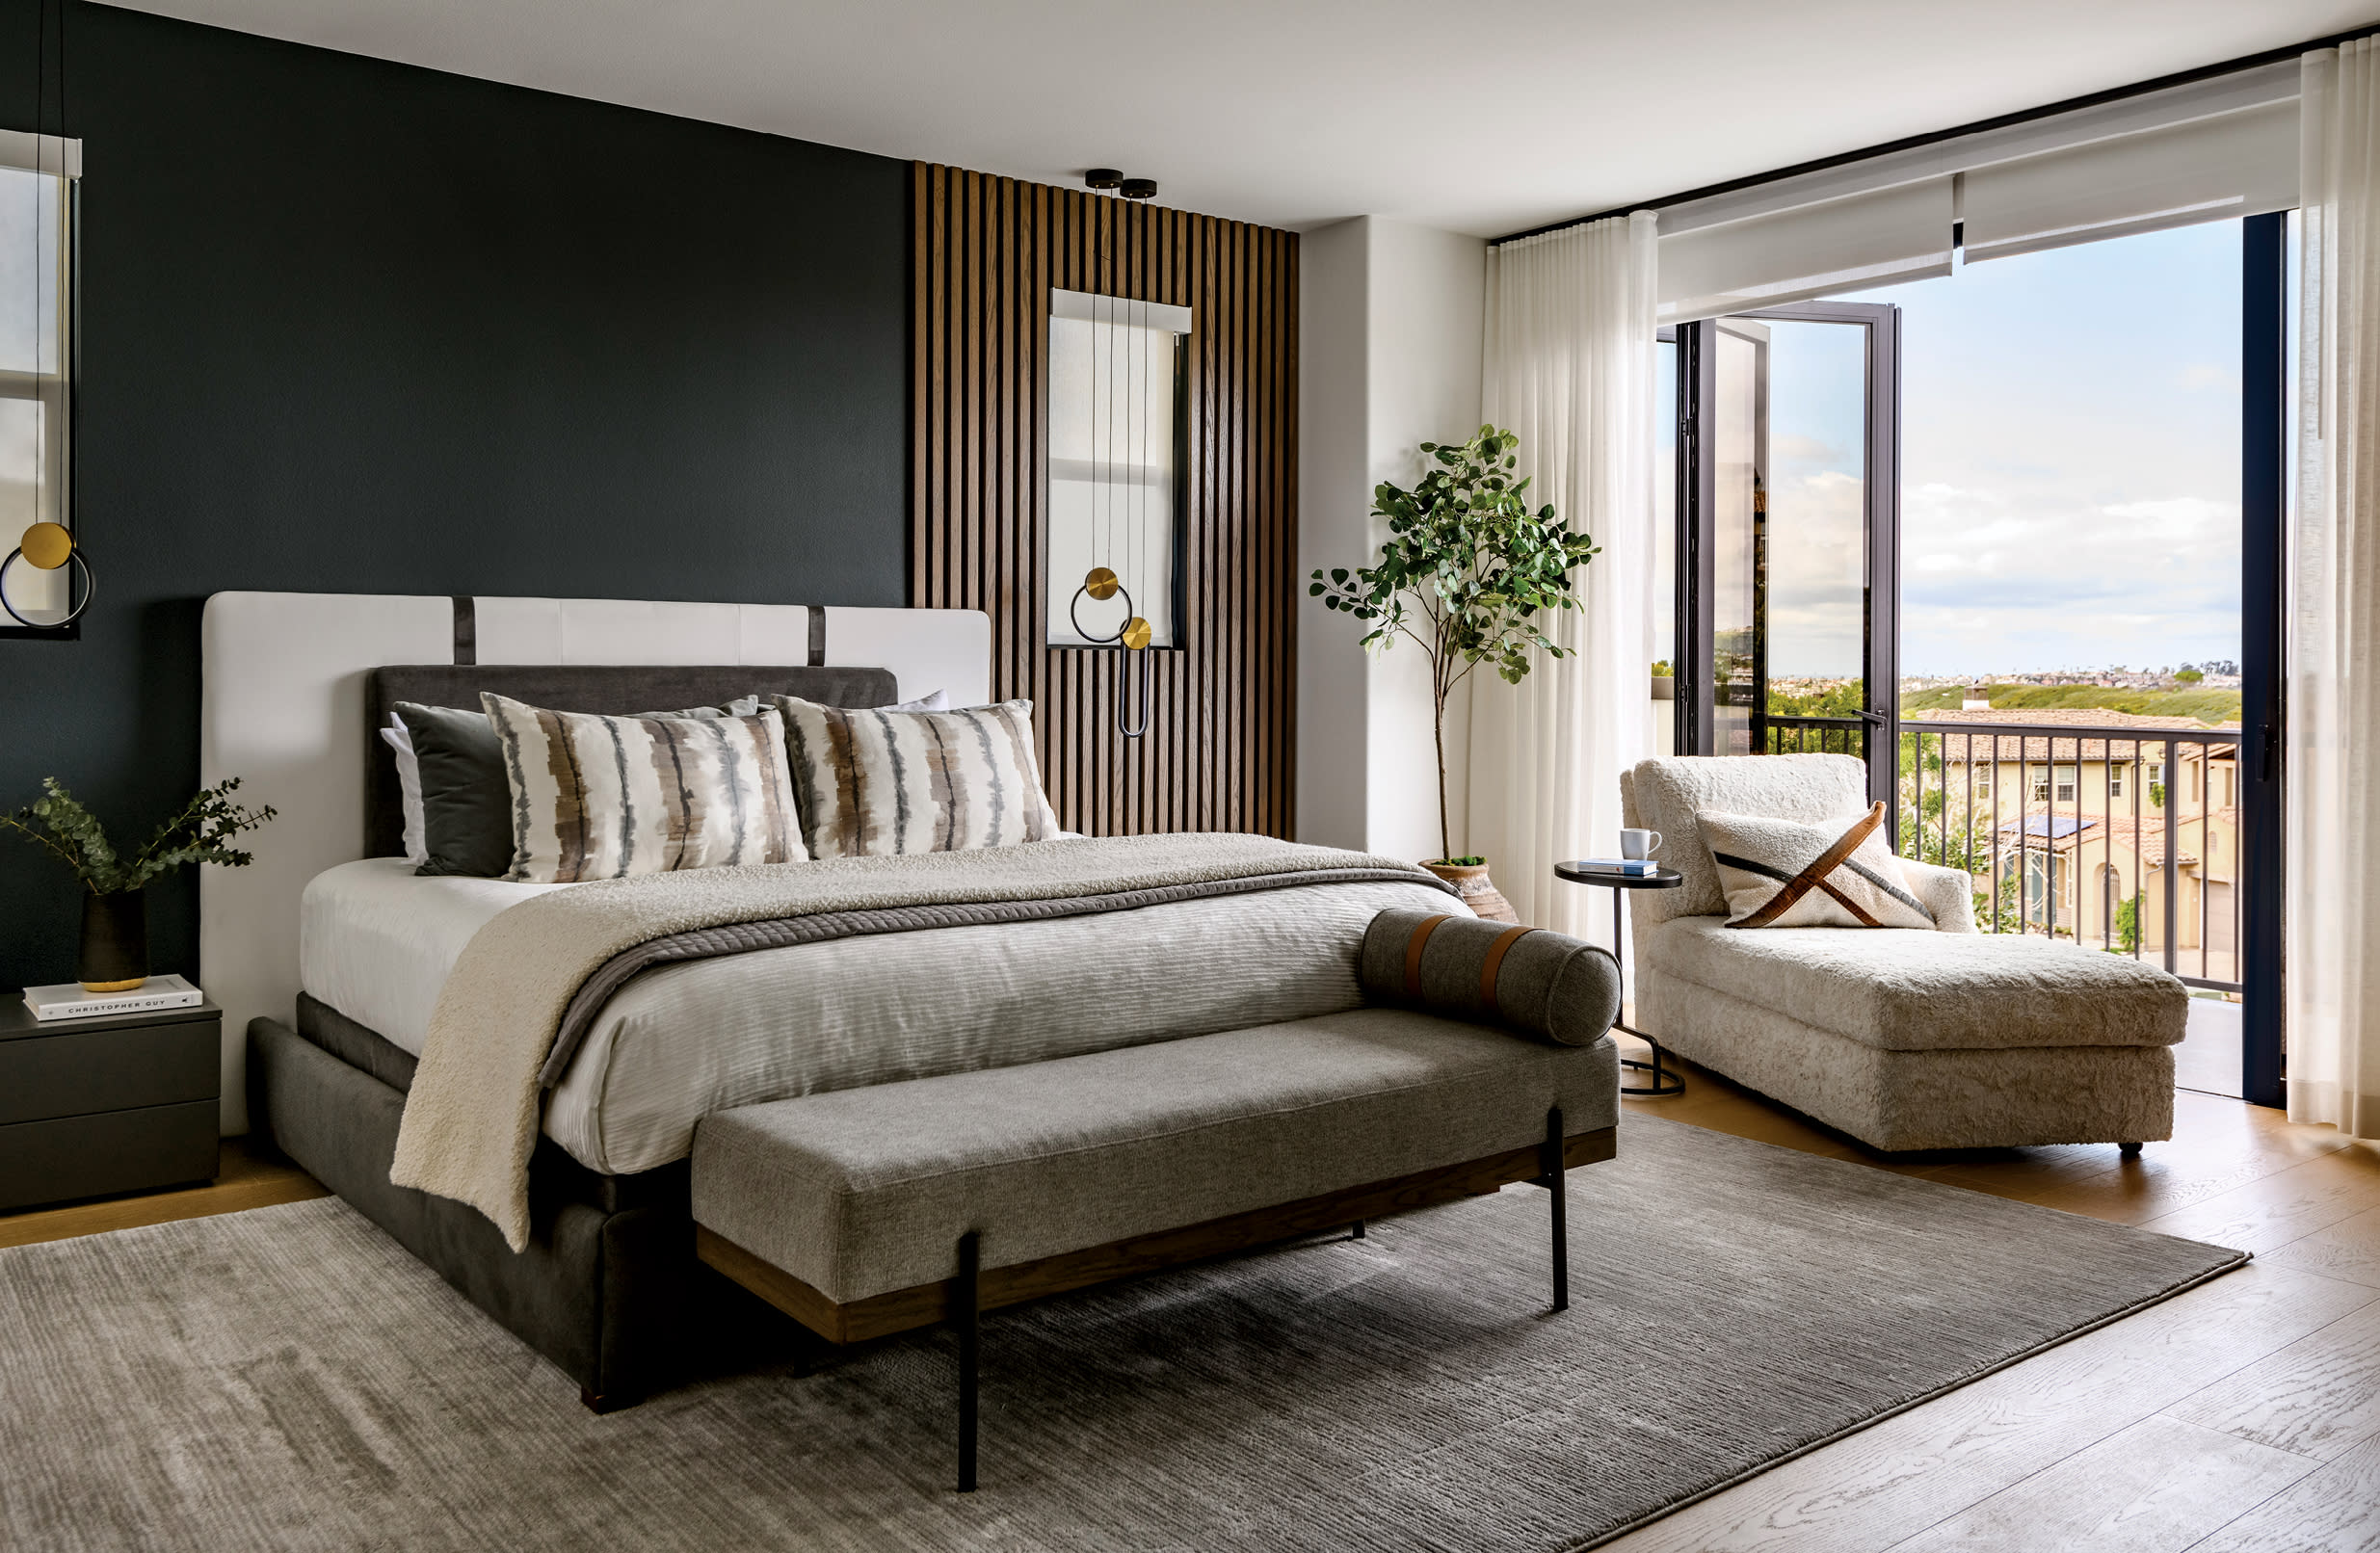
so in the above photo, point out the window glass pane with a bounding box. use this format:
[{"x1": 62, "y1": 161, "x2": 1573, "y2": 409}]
[
  {"x1": 1048, "y1": 300, "x2": 1180, "y2": 648},
  {"x1": 0, "y1": 393, "x2": 66, "y2": 622},
  {"x1": 1710, "y1": 321, "x2": 1762, "y2": 754},
  {"x1": 1761, "y1": 320, "x2": 1866, "y2": 687},
  {"x1": 0, "y1": 165, "x2": 62, "y2": 376}
]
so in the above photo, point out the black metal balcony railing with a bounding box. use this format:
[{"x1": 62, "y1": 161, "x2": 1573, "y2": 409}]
[
  {"x1": 1754, "y1": 715, "x2": 2242, "y2": 993},
  {"x1": 1762, "y1": 714, "x2": 1869, "y2": 757}
]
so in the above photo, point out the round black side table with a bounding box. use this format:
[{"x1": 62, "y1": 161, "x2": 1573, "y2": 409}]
[{"x1": 1553, "y1": 862, "x2": 1687, "y2": 1097}]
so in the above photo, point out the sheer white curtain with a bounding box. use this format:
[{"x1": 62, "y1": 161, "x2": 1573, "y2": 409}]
[
  {"x1": 2289, "y1": 39, "x2": 2380, "y2": 1140},
  {"x1": 1468, "y1": 213, "x2": 1659, "y2": 941}
]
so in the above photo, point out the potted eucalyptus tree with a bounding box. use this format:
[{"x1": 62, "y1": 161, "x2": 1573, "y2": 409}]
[{"x1": 1310, "y1": 425, "x2": 1599, "y2": 921}]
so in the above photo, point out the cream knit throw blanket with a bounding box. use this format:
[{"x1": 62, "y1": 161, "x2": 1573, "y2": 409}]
[{"x1": 389, "y1": 833, "x2": 1441, "y2": 1250}]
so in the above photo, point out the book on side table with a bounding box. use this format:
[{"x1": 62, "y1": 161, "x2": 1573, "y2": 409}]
[
  {"x1": 22, "y1": 974, "x2": 205, "y2": 1022},
  {"x1": 1565, "y1": 859, "x2": 1659, "y2": 878}
]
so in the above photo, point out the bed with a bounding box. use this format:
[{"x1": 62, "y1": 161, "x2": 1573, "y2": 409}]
[{"x1": 207, "y1": 592, "x2": 1457, "y2": 1407}]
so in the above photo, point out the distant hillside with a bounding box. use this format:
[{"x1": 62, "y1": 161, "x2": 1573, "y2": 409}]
[{"x1": 1899, "y1": 683, "x2": 2241, "y2": 725}]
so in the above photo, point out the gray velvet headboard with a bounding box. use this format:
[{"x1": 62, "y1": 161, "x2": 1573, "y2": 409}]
[{"x1": 363, "y1": 664, "x2": 898, "y2": 858}]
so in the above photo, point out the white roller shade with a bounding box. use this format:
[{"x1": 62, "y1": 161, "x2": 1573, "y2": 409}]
[
  {"x1": 1657, "y1": 177, "x2": 1952, "y2": 324},
  {"x1": 0, "y1": 131, "x2": 79, "y2": 178},
  {"x1": 1963, "y1": 97, "x2": 2298, "y2": 262}
]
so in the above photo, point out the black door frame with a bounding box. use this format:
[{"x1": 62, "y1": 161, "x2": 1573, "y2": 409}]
[
  {"x1": 1673, "y1": 302, "x2": 1902, "y2": 818},
  {"x1": 2241, "y1": 211, "x2": 2287, "y2": 1109},
  {"x1": 1671, "y1": 321, "x2": 1712, "y2": 758}
]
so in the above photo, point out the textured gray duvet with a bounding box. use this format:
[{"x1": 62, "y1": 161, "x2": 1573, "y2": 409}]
[
  {"x1": 541, "y1": 879, "x2": 1455, "y2": 1177},
  {"x1": 391, "y1": 834, "x2": 1458, "y2": 1250}
]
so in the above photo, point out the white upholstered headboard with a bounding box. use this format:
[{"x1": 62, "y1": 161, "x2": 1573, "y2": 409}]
[{"x1": 198, "y1": 592, "x2": 992, "y2": 1131}]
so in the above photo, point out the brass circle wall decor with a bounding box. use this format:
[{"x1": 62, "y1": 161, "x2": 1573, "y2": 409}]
[
  {"x1": 1083, "y1": 566, "x2": 1120, "y2": 601},
  {"x1": 0, "y1": 521, "x2": 94, "y2": 628},
  {"x1": 1119, "y1": 616, "x2": 1151, "y2": 652}
]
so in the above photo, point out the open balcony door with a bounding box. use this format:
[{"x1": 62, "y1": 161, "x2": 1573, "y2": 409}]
[{"x1": 1675, "y1": 301, "x2": 1901, "y2": 820}]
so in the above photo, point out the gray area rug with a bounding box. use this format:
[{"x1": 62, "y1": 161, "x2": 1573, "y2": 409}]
[{"x1": 0, "y1": 1115, "x2": 2243, "y2": 1553}]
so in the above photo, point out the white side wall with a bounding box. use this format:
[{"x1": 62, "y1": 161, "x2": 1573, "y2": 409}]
[
  {"x1": 1297, "y1": 216, "x2": 1487, "y2": 861},
  {"x1": 1295, "y1": 218, "x2": 1373, "y2": 853}
]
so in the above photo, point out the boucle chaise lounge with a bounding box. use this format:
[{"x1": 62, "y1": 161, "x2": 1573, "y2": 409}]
[
  {"x1": 1620, "y1": 754, "x2": 2188, "y2": 1153},
  {"x1": 691, "y1": 912, "x2": 1623, "y2": 1490}
]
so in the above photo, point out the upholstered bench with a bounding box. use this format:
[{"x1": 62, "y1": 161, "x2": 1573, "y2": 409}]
[{"x1": 689, "y1": 1006, "x2": 1621, "y2": 1490}]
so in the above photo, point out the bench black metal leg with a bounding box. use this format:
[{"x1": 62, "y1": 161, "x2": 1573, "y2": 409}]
[
  {"x1": 1350, "y1": 1219, "x2": 1365, "y2": 1241},
  {"x1": 955, "y1": 1229, "x2": 980, "y2": 1493},
  {"x1": 1543, "y1": 1105, "x2": 1569, "y2": 1313}
]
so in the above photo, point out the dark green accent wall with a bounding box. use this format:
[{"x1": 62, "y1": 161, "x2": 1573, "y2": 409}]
[{"x1": 0, "y1": 3, "x2": 910, "y2": 990}]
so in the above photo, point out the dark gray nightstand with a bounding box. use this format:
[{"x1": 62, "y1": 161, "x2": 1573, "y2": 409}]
[{"x1": 0, "y1": 992, "x2": 222, "y2": 1213}]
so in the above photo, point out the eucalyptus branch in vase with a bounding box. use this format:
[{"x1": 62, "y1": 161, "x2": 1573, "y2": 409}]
[{"x1": 4, "y1": 777, "x2": 275, "y2": 990}]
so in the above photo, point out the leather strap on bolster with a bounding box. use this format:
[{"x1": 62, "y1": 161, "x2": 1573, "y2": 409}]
[
  {"x1": 1479, "y1": 926, "x2": 1536, "y2": 1015},
  {"x1": 1403, "y1": 914, "x2": 1452, "y2": 1000}
]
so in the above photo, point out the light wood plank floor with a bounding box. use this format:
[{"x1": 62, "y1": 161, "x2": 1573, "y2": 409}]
[
  {"x1": 1606, "y1": 1034, "x2": 2380, "y2": 1553},
  {"x1": 0, "y1": 1137, "x2": 328, "y2": 1251},
  {"x1": 4, "y1": 1053, "x2": 2375, "y2": 1550}
]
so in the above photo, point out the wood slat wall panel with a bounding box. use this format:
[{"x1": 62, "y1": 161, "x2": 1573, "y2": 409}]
[{"x1": 911, "y1": 164, "x2": 1298, "y2": 837}]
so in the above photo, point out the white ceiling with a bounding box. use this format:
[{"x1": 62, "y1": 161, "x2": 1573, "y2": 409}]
[{"x1": 104, "y1": 0, "x2": 2379, "y2": 236}]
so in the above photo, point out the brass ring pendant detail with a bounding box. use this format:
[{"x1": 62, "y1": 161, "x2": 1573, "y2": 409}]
[
  {"x1": 1069, "y1": 574, "x2": 1139, "y2": 647},
  {"x1": 0, "y1": 543, "x2": 94, "y2": 628}
]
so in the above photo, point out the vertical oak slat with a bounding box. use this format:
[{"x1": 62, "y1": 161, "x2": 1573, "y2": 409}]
[{"x1": 910, "y1": 164, "x2": 1296, "y2": 839}]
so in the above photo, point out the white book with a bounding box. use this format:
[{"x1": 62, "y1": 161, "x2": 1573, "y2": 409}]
[{"x1": 22, "y1": 974, "x2": 206, "y2": 1022}]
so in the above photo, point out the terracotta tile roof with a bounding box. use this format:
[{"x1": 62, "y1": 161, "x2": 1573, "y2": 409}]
[{"x1": 1993, "y1": 811, "x2": 2216, "y2": 868}]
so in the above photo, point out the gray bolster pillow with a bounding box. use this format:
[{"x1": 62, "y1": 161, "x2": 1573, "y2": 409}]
[{"x1": 1358, "y1": 908, "x2": 1620, "y2": 1047}]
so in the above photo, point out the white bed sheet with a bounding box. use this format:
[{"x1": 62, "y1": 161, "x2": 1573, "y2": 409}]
[
  {"x1": 300, "y1": 860, "x2": 571, "y2": 1057},
  {"x1": 299, "y1": 856, "x2": 1456, "y2": 1180}
]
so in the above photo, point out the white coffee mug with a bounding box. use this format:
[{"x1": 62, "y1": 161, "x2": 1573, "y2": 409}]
[{"x1": 1620, "y1": 829, "x2": 1662, "y2": 860}]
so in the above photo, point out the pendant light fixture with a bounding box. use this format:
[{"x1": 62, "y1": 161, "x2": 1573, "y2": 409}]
[{"x1": 1049, "y1": 168, "x2": 1184, "y2": 739}]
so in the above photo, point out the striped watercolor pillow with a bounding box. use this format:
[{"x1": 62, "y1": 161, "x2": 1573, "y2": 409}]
[
  {"x1": 481, "y1": 694, "x2": 807, "y2": 883},
  {"x1": 771, "y1": 695, "x2": 1061, "y2": 857}
]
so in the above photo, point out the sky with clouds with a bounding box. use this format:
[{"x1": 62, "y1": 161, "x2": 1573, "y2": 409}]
[
  {"x1": 1836, "y1": 221, "x2": 2247, "y2": 680},
  {"x1": 1656, "y1": 221, "x2": 2249, "y2": 684}
]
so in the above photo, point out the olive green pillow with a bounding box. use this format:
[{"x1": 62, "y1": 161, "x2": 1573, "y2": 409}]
[{"x1": 1357, "y1": 908, "x2": 1620, "y2": 1046}]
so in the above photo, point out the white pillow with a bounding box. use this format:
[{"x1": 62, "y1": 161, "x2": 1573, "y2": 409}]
[
  {"x1": 878, "y1": 688, "x2": 951, "y2": 713},
  {"x1": 1694, "y1": 802, "x2": 1935, "y2": 930},
  {"x1": 379, "y1": 718, "x2": 428, "y2": 865}
]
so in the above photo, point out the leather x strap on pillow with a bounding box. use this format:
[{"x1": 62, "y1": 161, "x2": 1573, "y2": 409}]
[{"x1": 1698, "y1": 801, "x2": 1938, "y2": 932}]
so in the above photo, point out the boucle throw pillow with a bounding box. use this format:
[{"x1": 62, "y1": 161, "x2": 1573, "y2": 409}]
[
  {"x1": 771, "y1": 695, "x2": 1060, "y2": 856},
  {"x1": 1696, "y1": 800, "x2": 1935, "y2": 930},
  {"x1": 481, "y1": 694, "x2": 805, "y2": 882}
]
